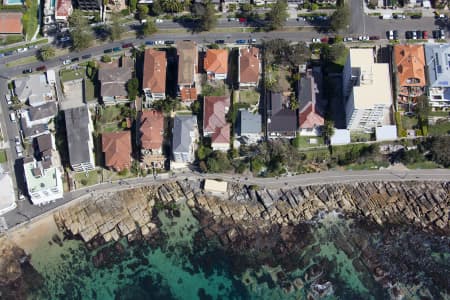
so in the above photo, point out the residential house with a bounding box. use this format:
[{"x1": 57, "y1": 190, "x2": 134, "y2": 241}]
[
  {"x1": 204, "y1": 49, "x2": 228, "y2": 81},
  {"x1": 102, "y1": 131, "x2": 132, "y2": 172},
  {"x1": 424, "y1": 44, "x2": 450, "y2": 109},
  {"x1": 203, "y1": 96, "x2": 230, "y2": 151},
  {"x1": 105, "y1": 0, "x2": 126, "y2": 11},
  {"x1": 143, "y1": 49, "x2": 167, "y2": 102},
  {"x1": 266, "y1": 92, "x2": 298, "y2": 138},
  {"x1": 0, "y1": 12, "x2": 23, "y2": 34},
  {"x1": 98, "y1": 56, "x2": 133, "y2": 105},
  {"x1": 139, "y1": 110, "x2": 165, "y2": 169},
  {"x1": 297, "y1": 68, "x2": 324, "y2": 136},
  {"x1": 76, "y1": 0, "x2": 101, "y2": 10},
  {"x1": 393, "y1": 44, "x2": 426, "y2": 106},
  {"x1": 22, "y1": 134, "x2": 63, "y2": 206},
  {"x1": 172, "y1": 115, "x2": 198, "y2": 163},
  {"x1": 236, "y1": 109, "x2": 261, "y2": 144},
  {"x1": 239, "y1": 47, "x2": 260, "y2": 88},
  {"x1": 65, "y1": 105, "x2": 95, "y2": 172},
  {"x1": 55, "y1": 0, "x2": 73, "y2": 22},
  {"x1": 20, "y1": 102, "x2": 58, "y2": 140},
  {"x1": 14, "y1": 74, "x2": 53, "y2": 106},
  {"x1": 0, "y1": 173, "x2": 16, "y2": 216},
  {"x1": 342, "y1": 48, "x2": 393, "y2": 132},
  {"x1": 177, "y1": 41, "x2": 198, "y2": 102}
]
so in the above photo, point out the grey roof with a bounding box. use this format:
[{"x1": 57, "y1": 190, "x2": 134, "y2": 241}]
[
  {"x1": 238, "y1": 109, "x2": 261, "y2": 135},
  {"x1": 14, "y1": 74, "x2": 52, "y2": 106},
  {"x1": 177, "y1": 41, "x2": 197, "y2": 86},
  {"x1": 28, "y1": 101, "x2": 57, "y2": 121},
  {"x1": 267, "y1": 92, "x2": 297, "y2": 133},
  {"x1": 20, "y1": 117, "x2": 48, "y2": 139},
  {"x1": 424, "y1": 43, "x2": 450, "y2": 88},
  {"x1": 98, "y1": 59, "x2": 133, "y2": 98},
  {"x1": 36, "y1": 133, "x2": 52, "y2": 153},
  {"x1": 298, "y1": 76, "x2": 314, "y2": 112},
  {"x1": 64, "y1": 105, "x2": 92, "y2": 165},
  {"x1": 172, "y1": 115, "x2": 197, "y2": 153}
]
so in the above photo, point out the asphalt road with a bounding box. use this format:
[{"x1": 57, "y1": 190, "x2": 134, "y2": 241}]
[{"x1": 3, "y1": 168, "x2": 450, "y2": 230}]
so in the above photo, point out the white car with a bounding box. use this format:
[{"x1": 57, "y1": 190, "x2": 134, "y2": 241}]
[
  {"x1": 387, "y1": 30, "x2": 394, "y2": 40},
  {"x1": 412, "y1": 31, "x2": 417, "y2": 40},
  {"x1": 17, "y1": 47, "x2": 28, "y2": 53},
  {"x1": 5, "y1": 94, "x2": 12, "y2": 105},
  {"x1": 155, "y1": 19, "x2": 163, "y2": 23},
  {"x1": 156, "y1": 40, "x2": 165, "y2": 45},
  {"x1": 63, "y1": 59, "x2": 71, "y2": 65},
  {"x1": 14, "y1": 136, "x2": 21, "y2": 146},
  {"x1": 363, "y1": 35, "x2": 370, "y2": 41},
  {"x1": 312, "y1": 38, "x2": 321, "y2": 43},
  {"x1": 344, "y1": 37, "x2": 353, "y2": 42},
  {"x1": 358, "y1": 36, "x2": 363, "y2": 41}
]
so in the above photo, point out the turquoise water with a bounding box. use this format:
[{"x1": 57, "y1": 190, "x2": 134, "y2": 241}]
[
  {"x1": 5, "y1": 0, "x2": 23, "y2": 5},
  {"x1": 25, "y1": 204, "x2": 448, "y2": 300}
]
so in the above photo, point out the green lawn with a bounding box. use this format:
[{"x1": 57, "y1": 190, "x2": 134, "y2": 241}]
[
  {"x1": 100, "y1": 106, "x2": 122, "y2": 123},
  {"x1": 6, "y1": 55, "x2": 37, "y2": 67},
  {"x1": 402, "y1": 115, "x2": 419, "y2": 129},
  {"x1": 0, "y1": 149, "x2": 7, "y2": 163},
  {"x1": 295, "y1": 136, "x2": 325, "y2": 149},
  {"x1": 429, "y1": 111, "x2": 449, "y2": 117},
  {"x1": 239, "y1": 90, "x2": 260, "y2": 106},
  {"x1": 406, "y1": 161, "x2": 441, "y2": 169},
  {"x1": 74, "y1": 170, "x2": 99, "y2": 187},
  {"x1": 22, "y1": 0, "x2": 39, "y2": 40},
  {"x1": 60, "y1": 69, "x2": 84, "y2": 82},
  {"x1": 84, "y1": 77, "x2": 95, "y2": 101},
  {"x1": 428, "y1": 120, "x2": 450, "y2": 136},
  {"x1": 0, "y1": 35, "x2": 23, "y2": 47}
]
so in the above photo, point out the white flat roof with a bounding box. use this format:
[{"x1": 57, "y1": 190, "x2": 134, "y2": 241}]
[
  {"x1": 204, "y1": 179, "x2": 228, "y2": 193},
  {"x1": 376, "y1": 125, "x2": 397, "y2": 141},
  {"x1": 0, "y1": 173, "x2": 16, "y2": 215},
  {"x1": 350, "y1": 49, "x2": 393, "y2": 109},
  {"x1": 331, "y1": 129, "x2": 351, "y2": 145},
  {"x1": 46, "y1": 69, "x2": 56, "y2": 83}
]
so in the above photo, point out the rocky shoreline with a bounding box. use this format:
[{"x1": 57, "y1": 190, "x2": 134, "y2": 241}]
[{"x1": 54, "y1": 180, "x2": 449, "y2": 246}]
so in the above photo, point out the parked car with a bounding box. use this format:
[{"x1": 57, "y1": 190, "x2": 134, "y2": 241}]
[
  {"x1": 155, "y1": 18, "x2": 163, "y2": 23},
  {"x1": 432, "y1": 30, "x2": 439, "y2": 39},
  {"x1": 405, "y1": 31, "x2": 412, "y2": 39},
  {"x1": 36, "y1": 65, "x2": 46, "y2": 71},
  {"x1": 248, "y1": 38, "x2": 257, "y2": 43},
  {"x1": 422, "y1": 31, "x2": 428, "y2": 39},
  {"x1": 215, "y1": 40, "x2": 225, "y2": 44},
  {"x1": 17, "y1": 47, "x2": 28, "y2": 53},
  {"x1": 236, "y1": 39, "x2": 247, "y2": 44},
  {"x1": 320, "y1": 37, "x2": 329, "y2": 43},
  {"x1": 72, "y1": 57, "x2": 79, "y2": 62},
  {"x1": 145, "y1": 40, "x2": 154, "y2": 45},
  {"x1": 4, "y1": 51, "x2": 14, "y2": 56},
  {"x1": 0, "y1": 53, "x2": 4, "y2": 58},
  {"x1": 239, "y1": 18, "x2": 247, "y2": 23},
  {"x1": 416, "y1": 30, "x2": 423, "y2": 39},
  {"x1": 15, "y1": 145, "x2": 22, "y2": 156},
  {"x1": 122, "y1": 43, "x2": 133, "y2": 48},
  {"x1": 5, "y1": 94, "x2": 11, "y2": 105},
  {"x1": 228, "y1": 18, "x2": 237, "y2": 22},
  {"x1": 104, "y1": 48, "x2": 113, "y2": 53},
  {"x1": 63, "y1": 59, "x2": 72, "y2": 65},
  {"x1": 440, "y1": 29, "x2": 445, "y2": 38},
  {"x1": 410, "y1": 14, "x2": 422, "y2": 19},
  {"x1": 369, "y1": 35, "x2": 380, "y2": 40},
  {"x1": 59, "y1": 36, "x2": 71, "y2": 42},
  {"x1": 113, "y1": 47, "x2": 121, "y2": 52},
  {"x1": 394, "y1": 14, "x2": 406, "y2": 19},
  {"x1": 393, "y1": 31, "x2": 398, "y2": 40},
  {"x1": 82, "y1": 54, "x2": 92, "y2": 59},
  {"x1": 14, "y1": 136, "x2": 21, "y2": 146},
  {"x1": 9, "y1": 112, "x2": 16, "y2": 122},
  {"x1": 343, "y1": 37, "x2": 353, "y2": 42},
  {"x1": 412, "y1": 31, "x2": 417, "y2": 39},
  {"x1": 155, "y1": 40, "x2": 164, "y2": 45},
  {"x1": 311, "y1": 38, "x2": 321, "y2": 43},
  {"x1": 387, "y1": 30, "x2": 394, "y2": 40},
  {"x1": 164, "y1": 40, "x2": 175, "y2": 45},
  {"x1": 22, "y1": 68, "x2": 32, "y2": 74}
]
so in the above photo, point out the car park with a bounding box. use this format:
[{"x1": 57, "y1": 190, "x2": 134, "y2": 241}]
[
  {"x1": 22, "y1": 68, "x2": 32, "y2": 74},
  {"x1": 164, "y1": 40, "x2": 175, "y2": 45},
  {"x1": 104, "y1": 48, "x2": 113, "y2": 53},
  {"x1": 113, "y1": 47, "x2": 121, "y2": 52},
  {"x1": 145, "y1": 40, "x2": 154, "y2": 45},
  {"x1": 215, "y1": 40, "x2": 225, "y2": 44},
  {"x1": 82, "y1": 54, "x2": 92, "y2": 59},
  {"x1": 236, "y1": 39, "x2": 246, "y2": 44},
  {"x1": 36, "y1": 65, "x2": 46, "y2": 71}
]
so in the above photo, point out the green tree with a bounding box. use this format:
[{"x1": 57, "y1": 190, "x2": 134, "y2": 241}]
[
  {"x1": 140, "y1": 18, "x2": 158, "y2": 36},
  {"x1": 101, "y1": 55, "x2": 112, "y2": 62},
  {"x1": 137, "y1": 4, "x2": 149, "y2": 20},
  {"x1": 109, "y1": 13, "x2": 123, "y2": 41},
  {"x1": 415, "y1": 95, "x2": 431, "y2": 120},
  {"x1": 68, "y1": 9, "x2": 87, "y2": 28},
  {"x1": 130, "y1": 0, "x2": 138, "y2": 12},
  {"x1": 161, "y1": 0, "x2": 183, "y2": 13},
  {"x1": 330, "y1": 4, "x2": 350, "y2": 32},
  {"x1": 311, "y1": 3, "x2": 318, "y2": 10},
  {"x1": 430, "y1": 136, "x2": 450, "y2": 167},
  {"x1": 151, "y1": 0, "x2": 163, "y2": 15},
  {"x1": 327, "y1": 42, "x2": 347, "y2": 63},
  {"x1": 190, "y1": 100, "x2": 201, "y2": 115},
  {"x1": 240, "y1": 3, "x2": 252, "y2": 12},
  {"x1": 127, "y1": 77, "x2": 139, "y2": 100},
  {"x1": 250, "y1": 157, "x2": 264, "y2": 173},
  {"x1": 192, "y1": 1, "x2": 218, "y2": 32},
  {"x1": 69, "y1": 9, "x2": 94, "y2": 51},
  {"x1": 197, "y1": 144, "x2": 212, "y2": 160},
  {"x1": 266, "y1": 0, "x2": 288, "y2": 31},
  {"x1": 322, "y1": 119, "x2": 335, "y2": 144},
  {"x1": 292, "y1": 136, "x2": 301, "y2": 148},
  {"x1": 38, "y1": 45, "x2": 55, "y2": 61}
]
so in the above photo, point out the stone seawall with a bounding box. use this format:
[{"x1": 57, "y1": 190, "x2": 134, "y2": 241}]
[{"x1": 54, "y1": 180, "x2": 449, "y2": 244}]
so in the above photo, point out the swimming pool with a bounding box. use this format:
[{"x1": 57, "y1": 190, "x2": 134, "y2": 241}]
[
  {"x1": 50, "y1": 0, "x2": 55, "y2": 9},
  {"x1": 5, "y1": 0, "x2": 23, "y2": 5}
]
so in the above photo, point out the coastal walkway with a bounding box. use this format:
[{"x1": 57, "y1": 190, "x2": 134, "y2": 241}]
[{"x1": 1, "y1": 168, "x2": 450, "y2": 234}]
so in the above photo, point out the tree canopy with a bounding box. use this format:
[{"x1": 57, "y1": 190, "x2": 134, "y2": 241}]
[
  {"x1": 137, "y1": 4, "x2": 149, "y2": 20},
  {"x1": 192, "y1": 0, "x2": 217, "y2": 32},
  {"x1": 263, "y1": 39, "x2": 311, "y2": 67},
  {"x1": 330, "y1": 4, "x2": 350, "y2": 32},
  {"x1": 109, "y1": 13, "x2": 123, "y2": 41},
  {"x1": 38, "y1": 45, "x2": 55, "y2": 61},
  {"x1": 265, "y1": 0, "x2": 288, "y2": 31},
  {"x1": 127, "y1": 78, "x2": 139, "y2": 100},
  {"x1": 69, "y1": 9, "x2": 94, "y2": 51},
  {"x1": 140, "y1": 18, "x2": 158, "y2": 37}
]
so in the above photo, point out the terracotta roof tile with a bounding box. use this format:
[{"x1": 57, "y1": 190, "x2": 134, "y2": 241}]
[
  {"x1": 56, "y1": 0, "x2": 73, "y2": 18},
  {"x1": 140, "y1": 109, "x2": 164, "y2": 150},
  {"x1": 204, "y1": 49, "x2": 228, "y2": 75},
  {"x1": 102, "y1": 131, "x2": 131, "y2": 171},
  {"x1": 203, "y1": 96, "x2": 230, "y2": 144},
  {"x1": 143, "y1": 49, "x2": 166, "y2": 93},
  {"x1": 0, "y1": 12, "x2": 23, "y2": 34},
  {"x1": 239, "y1": 47, "x2": 260, "y2": 84},
  {"x1": 394, "y1": 44, "x2": 426, "y2": 87},
  {"x1": 180, "y1": 87, "x2": 197, "y2": 102}
]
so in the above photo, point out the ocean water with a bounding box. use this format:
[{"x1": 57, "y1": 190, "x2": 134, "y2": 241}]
[{"x1": 25, "y1": 203, "x2": 448, "y2": 300}]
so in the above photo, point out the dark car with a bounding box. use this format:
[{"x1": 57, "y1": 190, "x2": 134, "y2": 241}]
[
  {"x1": 122, "y1": 43, "x2": 133, "y2": 48},
  {"x1": 369, "y1": 35, "x2": 380, "y2": 40},
  {"x1": 4, "y1": 51, "x2": 14, "y2": 56},
  {"x1": 82, "y1": 54, "x2": 92, "y2": 59},
  {"x1": 432, "y1": 30, "x2": 439, "y2": 39},
  {"x1": 239, "y1": 18, "x2": 247, "y2": 23},
  {"x1": 416, "y1": 30, "x2": 423, "y2": 39},
  {"x1": 405, "y1": 31, "x2": 412, "y2": 39},
  {"x1": 236, "y1": 39, "x2": 246, "y2": 44},
  {"x1": 36, "y1": 65, "x2": 46, "y2": 71},
  {"x1": 145, "y1": 40, "x2": 154, "y2": 45},
  {"x1": 71, "y1": 57, "x2": 79, "y2": 62},
  {"x1": 164, "y1": 40, "x2": 175, "y2": 45},
  {"x1": 113, "y1": 47, "x2": 121, "y2": 52},
  {"x1": 104, "y1": 48, "x2": 113, "y2": 53},
  {"x1": 22, "y1": 68, "x2": 32, "y2": 74},
  {"x1": 215, "y1": 39, "x2": 225, "y2": 44},
  {"x1": 393, "y1": 30, "x2": 398, "y2": 39},
  {"x1": 410, "y1": 14, "x2": 421, "y2": 19}
]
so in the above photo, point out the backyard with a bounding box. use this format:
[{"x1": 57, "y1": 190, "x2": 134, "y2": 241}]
[
  {"x1": 95, "y1": 105, "x2": 131, "y2": 134},
  {"x1": 74, "y1": 170, "x2": 100, "y2": 187},
  {"x1": 0, "y1": 149, "x2": 7, "y2": 163},
  {"x1": 22, "y1": 0, "x2": 39, "y2": 40},
  {"x1": 238, "y1": 90, "x2": 260, "y2": 106},
  {"x1": 428, "y1": 120, "x2": 450, "y2": 136}
]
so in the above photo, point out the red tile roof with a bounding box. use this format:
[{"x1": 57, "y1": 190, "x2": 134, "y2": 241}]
[
  {"x1": 394, "y1": 44, "x2": 426, "y2": 87},
  {"x1": 180, "y1": 87, "x2": 197, "y2": 102},
  {"x1": 203, "y1": 96, "x2": 230, "y2": 144},
  {"x1": 204, "y1": 49, "x2": 228, "y2": 75},
  {"x1": 140, "y1": 109, "x2": 164, "y2": 150},
  {"x1": 143, "y1": 49, "x2": 167, "y2": 93},
  {"x1": 0, "y1": 12, "x2": 23, "y2": 34},
  {"x1": 298, "y1": 102, "x2": 324, "y2": 129},
  {"x1": 239, "y1": 47, "x2": 260, "y2": 84},
  {"x1": 56, "y1": 0, "x2": 73, "y2": 18},
  {"x1": 102, "y1": 131, "x2": 132, "y2": 171}
]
